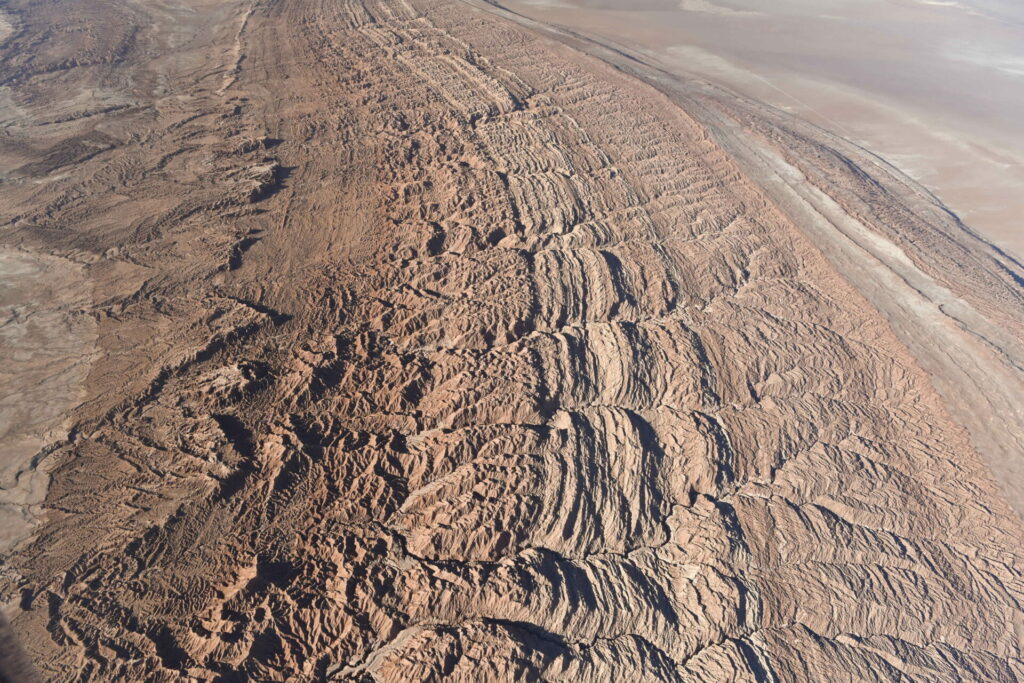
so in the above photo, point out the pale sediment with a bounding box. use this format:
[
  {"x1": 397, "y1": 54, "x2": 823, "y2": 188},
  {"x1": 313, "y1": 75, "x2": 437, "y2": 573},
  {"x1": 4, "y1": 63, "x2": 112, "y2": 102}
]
[
  {"x1": 0, "y1": 10, "x2": 14, "y2": 45},
  {"x1": 0, "y1": 248, "x2": 96, "y2": 553}
]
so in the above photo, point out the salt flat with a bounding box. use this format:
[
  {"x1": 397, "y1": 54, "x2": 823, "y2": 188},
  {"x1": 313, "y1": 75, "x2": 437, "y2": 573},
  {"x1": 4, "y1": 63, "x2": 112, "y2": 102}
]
[{"x1": 503, "y1": 0, "x2": 1024, "y2": 258}]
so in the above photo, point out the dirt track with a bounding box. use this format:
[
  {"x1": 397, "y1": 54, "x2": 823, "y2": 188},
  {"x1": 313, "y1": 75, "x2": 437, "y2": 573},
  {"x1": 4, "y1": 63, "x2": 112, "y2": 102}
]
[{"x1": 1, "y1": 0, "x2": 1023, "y2": 680}]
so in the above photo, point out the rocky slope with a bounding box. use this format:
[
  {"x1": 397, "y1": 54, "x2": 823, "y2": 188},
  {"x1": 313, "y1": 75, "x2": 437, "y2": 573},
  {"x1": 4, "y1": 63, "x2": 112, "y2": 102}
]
[{"x1": 0, "y1": 0, "x2": 1022, "y2": 680}]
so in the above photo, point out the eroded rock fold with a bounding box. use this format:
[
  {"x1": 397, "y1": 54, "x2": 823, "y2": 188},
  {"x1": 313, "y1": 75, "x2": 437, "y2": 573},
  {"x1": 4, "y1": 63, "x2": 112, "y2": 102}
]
[{"x1": 0, "y1": 0, "x2": 1022, "y2": 680}]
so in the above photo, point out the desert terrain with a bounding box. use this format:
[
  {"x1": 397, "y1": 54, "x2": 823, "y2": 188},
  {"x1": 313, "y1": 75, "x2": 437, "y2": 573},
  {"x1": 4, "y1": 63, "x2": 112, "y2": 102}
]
[
  {"x1": 0, "y1": 0, "x2": 1022, "y2": 681},
  {"x1": 504, "y1": 0, "x2": 1024, "y2": 259}
]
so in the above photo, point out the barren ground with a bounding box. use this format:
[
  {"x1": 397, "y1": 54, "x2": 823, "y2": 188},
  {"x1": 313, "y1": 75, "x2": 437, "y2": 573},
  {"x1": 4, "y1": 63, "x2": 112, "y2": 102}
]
[
  {"x1": 502, "y1": 0, "x2": 1024, "y2": 259},
  {"x1": 0, "y1": 0, "x2": 1022, "y2": 681}
]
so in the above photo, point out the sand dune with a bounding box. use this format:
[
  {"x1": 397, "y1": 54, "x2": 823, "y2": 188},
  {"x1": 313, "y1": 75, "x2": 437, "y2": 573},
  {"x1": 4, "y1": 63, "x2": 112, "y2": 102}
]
[{"x1": 0, "y1": 0, "x2": 1022, "y2": 680}]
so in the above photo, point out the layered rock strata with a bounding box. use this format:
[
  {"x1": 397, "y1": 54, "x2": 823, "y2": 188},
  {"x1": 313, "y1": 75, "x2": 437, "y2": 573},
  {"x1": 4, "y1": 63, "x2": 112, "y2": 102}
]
[{"x1": 0, "y1": 0, "x2": 1022, "y2": 680}]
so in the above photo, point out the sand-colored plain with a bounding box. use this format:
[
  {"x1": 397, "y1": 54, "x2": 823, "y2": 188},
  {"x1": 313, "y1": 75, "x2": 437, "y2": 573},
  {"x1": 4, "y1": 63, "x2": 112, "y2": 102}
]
[{"x1": 502, "y1": 0, "x2": 1024, "y2": 259}]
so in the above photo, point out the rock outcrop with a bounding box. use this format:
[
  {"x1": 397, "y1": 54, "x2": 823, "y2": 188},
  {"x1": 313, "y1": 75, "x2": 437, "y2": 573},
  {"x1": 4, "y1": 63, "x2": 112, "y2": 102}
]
[{"x1": 0, "y1": 0, "x2": 1022, "y2": 680}]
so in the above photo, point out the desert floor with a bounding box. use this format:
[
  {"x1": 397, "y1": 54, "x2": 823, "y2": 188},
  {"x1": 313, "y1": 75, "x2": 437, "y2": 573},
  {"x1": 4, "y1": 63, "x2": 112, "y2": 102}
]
[{"x1": 0, "y1": 0, "x2": 1022, "y2": 680}]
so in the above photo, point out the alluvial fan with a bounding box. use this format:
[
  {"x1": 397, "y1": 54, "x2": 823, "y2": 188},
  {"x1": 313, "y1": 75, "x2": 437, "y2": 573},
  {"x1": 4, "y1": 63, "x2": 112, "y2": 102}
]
[{"x1": 0, "y1": 0, "x2": 1022, "y2": 681}]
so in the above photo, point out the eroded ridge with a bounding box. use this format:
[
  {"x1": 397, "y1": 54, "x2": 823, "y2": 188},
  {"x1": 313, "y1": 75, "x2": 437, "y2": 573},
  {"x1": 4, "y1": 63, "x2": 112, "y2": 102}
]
[{"x1": 0, "y1": 0, "x2": 1022, "y2": 680}]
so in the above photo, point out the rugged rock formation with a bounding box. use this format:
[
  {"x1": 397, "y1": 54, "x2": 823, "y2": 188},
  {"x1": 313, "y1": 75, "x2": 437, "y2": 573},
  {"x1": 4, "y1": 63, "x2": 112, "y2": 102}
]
[{"x1": 0, "y1": 0, "x2": 1022, "y2": 680}]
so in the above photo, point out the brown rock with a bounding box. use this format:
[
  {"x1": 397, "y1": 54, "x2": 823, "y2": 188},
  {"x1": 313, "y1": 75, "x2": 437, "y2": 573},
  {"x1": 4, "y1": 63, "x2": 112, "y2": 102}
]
[{"x1": 0, "y1": 0, "x2": 1021, "y2": 680}]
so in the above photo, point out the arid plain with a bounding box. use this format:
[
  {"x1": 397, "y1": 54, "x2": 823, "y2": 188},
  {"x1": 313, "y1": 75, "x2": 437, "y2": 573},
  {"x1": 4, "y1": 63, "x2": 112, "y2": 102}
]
[
  {"x1": 505, "y1": 0, "x2": 1024, "y2": 257},
  {"x1": 0, "y1": 0, "x2": 1023, "y2": 681}
]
